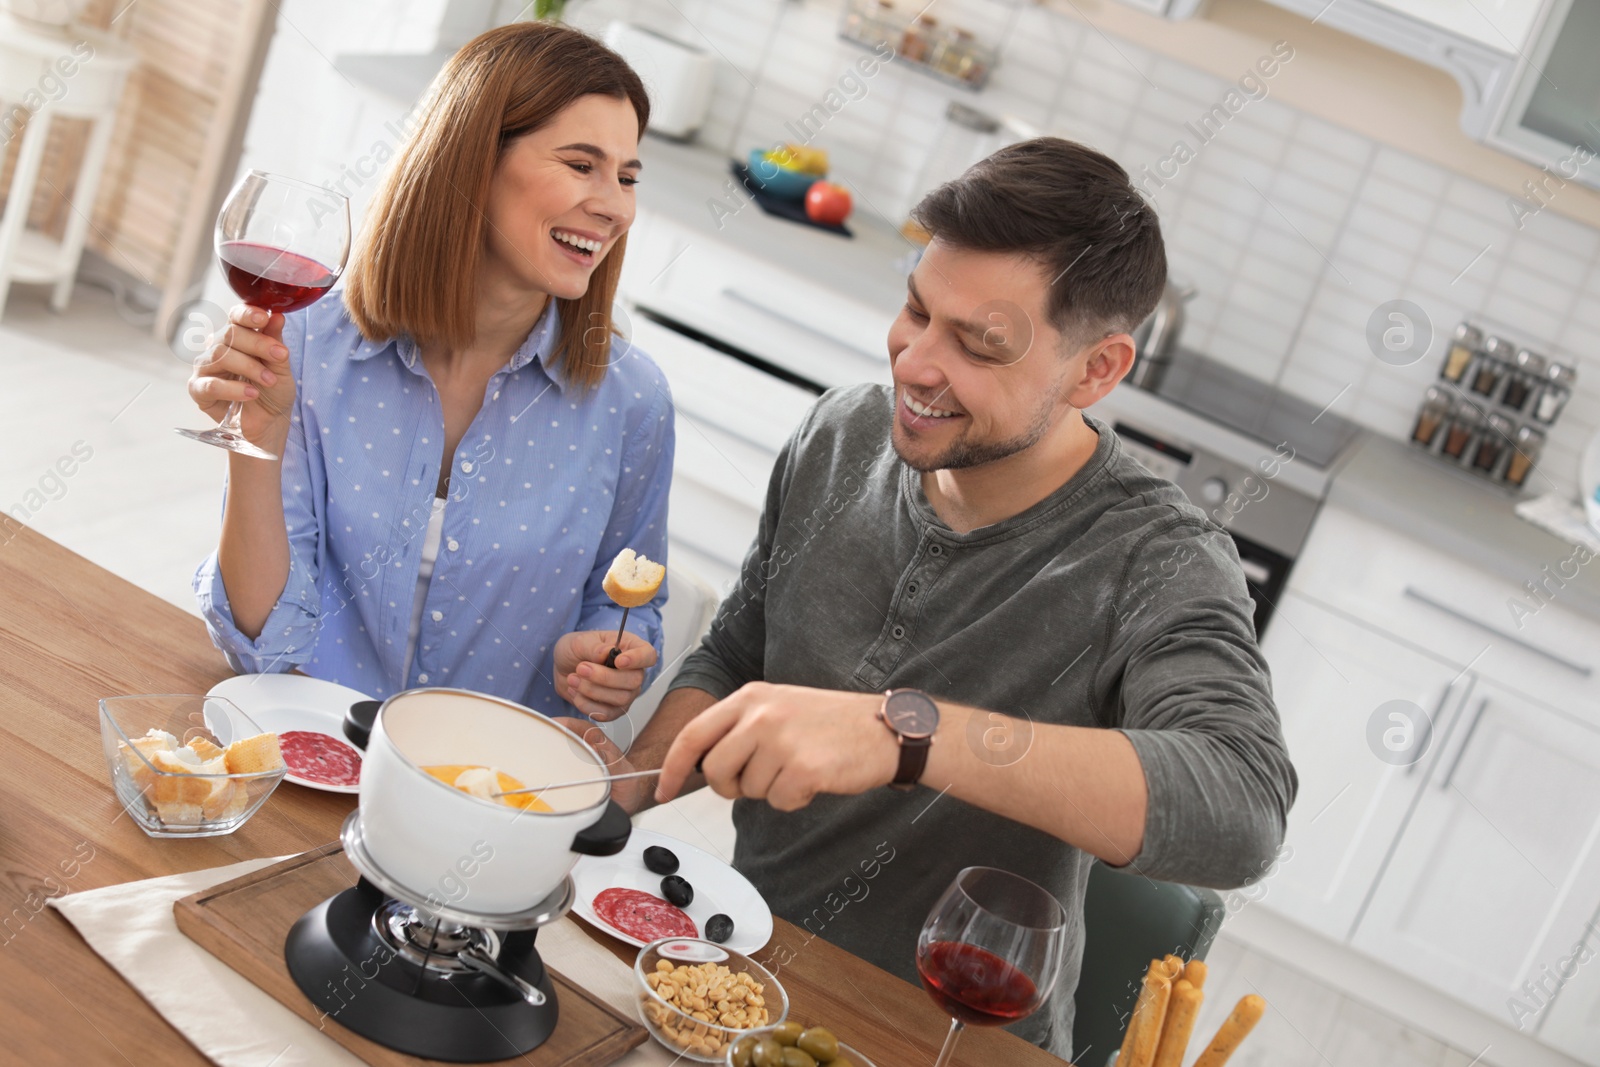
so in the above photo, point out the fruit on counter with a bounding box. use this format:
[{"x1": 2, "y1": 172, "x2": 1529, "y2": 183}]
[
  {"x1": 644, "y1": 844, "x2": 680, "y2": 875},
  {"x1": 661, "y1": 873, "x2": 694, "y2": 907},
  {"x1": 705, "y1": 912, "x2": 736, "y2": 943},
  {"x1": 422, "y1": 764, "x2": 553, "y2": 812},
  {"x1": 766, "y1": 143, "x2": 828, "y2": 175},
  {"x1": 804, "y1": 182, "x2": 852, "y2": 226}
]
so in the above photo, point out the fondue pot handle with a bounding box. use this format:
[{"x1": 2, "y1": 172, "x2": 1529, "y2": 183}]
[
  {"x1": 571, "y1": 799, "x2": 632, "y2": 857},
  {"x1": 344, "y1": 700, "x2": 383, "y2": 750}
]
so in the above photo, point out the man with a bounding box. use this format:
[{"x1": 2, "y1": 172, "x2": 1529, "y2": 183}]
[{"x1": 590, "y1": 137, "x2": 1296, "y2": 1059}]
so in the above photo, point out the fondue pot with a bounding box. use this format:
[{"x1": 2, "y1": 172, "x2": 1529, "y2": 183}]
[{"x1": 355, "y1": 688, "x2": 631, "y2": 916}]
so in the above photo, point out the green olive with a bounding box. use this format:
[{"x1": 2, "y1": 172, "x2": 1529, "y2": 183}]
[
  {"x1": 830, "y1": 1059, "x2": 854, "y2": 1067},
  {"x1": 779, "y1": 1050, "x2": 817, "y2": 1067},
  {"x1": 751, "y1": 1037, "x2": 786, "y2": 1067},
  {"x1": 730, "y1": 1035, "x2": 759, "y2": 1067},
  {"x1": 797, "y1": 1028, "x2": 840, "y2": 1061},
  {"x1": 770, "y1": 1021, "x2": 804, "y2": 1046}
]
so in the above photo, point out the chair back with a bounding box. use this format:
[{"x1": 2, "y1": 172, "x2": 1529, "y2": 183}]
[{"x1": 1070, "y1": 863, "x2": 1226, "y2": 1067}]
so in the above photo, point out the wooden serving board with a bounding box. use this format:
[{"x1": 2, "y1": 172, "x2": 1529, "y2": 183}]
[{"x1": 174, "y1": 843, "x2": 648, "y2": 1067}]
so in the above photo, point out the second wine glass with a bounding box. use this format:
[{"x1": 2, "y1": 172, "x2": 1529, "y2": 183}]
[
  {"x1": 916, "y1": 866, "x2": 1068, "y2": 1067},
  {"x1": 175, "y1": 170, "x2": 349, "y2": 460}
]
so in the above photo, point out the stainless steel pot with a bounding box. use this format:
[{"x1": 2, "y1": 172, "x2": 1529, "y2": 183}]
[{"x1": 1128, "y1": 281, "x2": 1196, "y2": 391}]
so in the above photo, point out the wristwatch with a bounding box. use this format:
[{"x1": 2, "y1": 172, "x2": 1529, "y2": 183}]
[{"x1": 878, "y1": 688, "x2": 939, "y2": 791}]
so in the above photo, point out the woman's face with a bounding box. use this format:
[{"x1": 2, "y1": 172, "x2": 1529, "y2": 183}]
[{"x1": 483, "y1": 93, "x2": 642, "y2": 301}]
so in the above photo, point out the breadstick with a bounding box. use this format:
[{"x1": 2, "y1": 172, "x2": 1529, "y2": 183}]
[
  {"x1": 1126, "y1": 971, "x2": 1172, "y2": 1067},
  {"x1": 1117, "y1": 961, "x2": 1167, "y2": 1065},
  {"x1": 1191, "y1": 994, "x2": 1266, "y2": 1067},
  {"x1": 1151, "y1": 978, "x2": 1202, "y2": 1067},
  {"x1": 1181, "y1": 958, "x2": 1208, "y2": 990},
  {"x1": 1162, "y1": 954, "x2": 1183, "y2": 978}
]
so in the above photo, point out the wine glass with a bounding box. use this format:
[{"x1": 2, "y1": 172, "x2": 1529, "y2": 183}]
[
  {"x1": 916, "y1": 866, "x2": 1068, "y2": 1067},
  {"x1": 175, "y1": 170, "x2": 350, "y2": 460}
]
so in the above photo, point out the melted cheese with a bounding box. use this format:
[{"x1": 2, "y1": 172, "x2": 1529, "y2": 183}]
[{"x1": 421, "y1": 764, "x2": 553, "y2": 812}]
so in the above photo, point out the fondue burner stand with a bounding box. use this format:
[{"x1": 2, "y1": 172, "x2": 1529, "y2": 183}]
[{"x1": 285, "y1": 812, "x2": 576, "y2": 1062}]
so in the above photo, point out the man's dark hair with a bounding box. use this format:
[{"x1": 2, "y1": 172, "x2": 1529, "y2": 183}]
[{"x1": 911, "y1": 137, "x2": 1167, "y2": 347}]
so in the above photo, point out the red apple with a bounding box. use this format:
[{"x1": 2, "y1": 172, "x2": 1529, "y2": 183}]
[{"x1": 805, "y1": 181, "x2": 852, "y2": 225}]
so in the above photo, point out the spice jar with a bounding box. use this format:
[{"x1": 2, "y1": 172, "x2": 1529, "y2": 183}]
[
  {"x1": 1534, "y1": 362, "x2": 1576, "y2": 423},
  {"x1": 1471, "y1": 336, "x2": 1511, "y2": 399},
  {"x1": 1441, "y1": 323, "x2": 1482, "y2": 384},
  {"x1": 1502, "y1": 348, "x2": 1546, "y2": 412},
  {"x1": 901, "y1": 14, "x2": 934, "y2": 62},
  {"x1": 1411, "y1": 386, "x2": 1451, "y2": 447},
  {"x1": 1473, "y1": 414, "x2": 1514, "y2": 473},
  {"x1": 1442, "y1": 403, "x2": 1483, "y2": 460},
  {"x1": 1504, "y1": 425, "x2": 1545, "y2": 487}
]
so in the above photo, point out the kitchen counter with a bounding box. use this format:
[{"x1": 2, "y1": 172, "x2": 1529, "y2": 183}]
[
  {"x1": 634, "y1": 136, "x2": 917, "y2": 314},
  {"x1": 1329, "y1": 432, "x2": 1600, "y2": 622}
]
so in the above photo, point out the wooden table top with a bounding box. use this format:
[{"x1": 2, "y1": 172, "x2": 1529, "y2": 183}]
[{"x1": 0, "y1": 525, "x2": 1069, "y2": 1065}]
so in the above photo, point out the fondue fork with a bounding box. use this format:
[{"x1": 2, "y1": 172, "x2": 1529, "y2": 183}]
[
  {"x1": 601, "y1": 608, "x2": 630, "y2": 669},
  {"x1": 493, "y1": 758, "x2": 708, "y2": 799}
]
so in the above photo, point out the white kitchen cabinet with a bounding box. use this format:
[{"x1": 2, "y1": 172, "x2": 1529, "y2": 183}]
[
  {"x1": 1538, "y1": 899, "x2": 1600, "y2": 1066},
  {"x1": 1258, "y1": 590, "x2": 1473, "y2": 942},
  {"x1": 1351, "y1": 678, "x2": 1600, "y2": 1020}
]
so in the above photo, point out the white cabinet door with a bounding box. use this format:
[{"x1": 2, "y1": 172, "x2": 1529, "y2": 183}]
[
  {"x1": 1353, "y1": 679, "x2": 1600, "y2": 1020},
  {"x1": 1538, "y1": 899, "x2": 1600, "y2": 1066},
  {"x1": 1258, "y1": 590, "x2": 1473, "y2": 942}
]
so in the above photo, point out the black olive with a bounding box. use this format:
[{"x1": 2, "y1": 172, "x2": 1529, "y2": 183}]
[
  {"x1": 643, "y1": 845, "x2": 680, "y2": 875},
  {"x1": 660, "y1": 874, "x2": 694, "y2": 907},
  {"x1": 705, "y1": 913, "x2": 735, "y2": 943}
]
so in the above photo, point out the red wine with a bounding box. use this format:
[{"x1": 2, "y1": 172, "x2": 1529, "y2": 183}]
[
  {"x1": 218, "y1": 241, "x2": 335, "y2": 313},
  {"x1": 917, "y1": 941, "x2": 1041, "y2": 1026}
]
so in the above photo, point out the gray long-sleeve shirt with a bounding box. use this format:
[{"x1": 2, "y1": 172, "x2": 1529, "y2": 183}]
[{"x1": 669, "y1": 384, "x2": 1297, "y2": 1059}]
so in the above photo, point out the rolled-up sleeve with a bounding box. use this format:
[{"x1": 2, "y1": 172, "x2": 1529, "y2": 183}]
[
  {"x1": 192, "y1": 311, "x2": 326, "y2": 674},
  {"x1": 577, "y1": 365, "x2": 675, "y2": 691},
  {"x1": 1104, "y1": 519, "x2": 1298, "y2": 888}
]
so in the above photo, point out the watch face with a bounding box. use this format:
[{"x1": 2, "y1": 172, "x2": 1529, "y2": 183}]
[{"x1": 884, "y1": 689, "x2": 939, "y2": 740}]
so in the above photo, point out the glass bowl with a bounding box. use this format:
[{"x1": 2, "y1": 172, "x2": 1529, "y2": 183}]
[
  {"x1": 635, "y1": 937, "x2": 789, "y2": 1062},
  {"x1": 724, "y1": 1024, "x2": 877, "y2": 1067},
  {"x1": 99, "y1": 694, "x2": 286, "y2": 837}
]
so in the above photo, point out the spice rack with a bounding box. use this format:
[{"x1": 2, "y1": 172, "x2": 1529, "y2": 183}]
[
  {"x1": 1409, "y1": 322, "x2": 1577, "y2": 491},
  {"x1": 839, "y1": 0, "x2": 1001, "y2": 90}
]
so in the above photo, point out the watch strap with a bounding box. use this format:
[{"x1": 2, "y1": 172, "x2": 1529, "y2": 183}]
[{"x1": 891, "y1": 735, "x2": 931, "y2": 791}]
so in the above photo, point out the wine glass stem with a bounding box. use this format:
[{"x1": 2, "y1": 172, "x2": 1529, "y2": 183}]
[
  {"x1": 933, "y1": 1018, "x2": 965, "y2": 1067},
  {"x1": 219, "y1": 400, "x2": 247, "y2": 438}
]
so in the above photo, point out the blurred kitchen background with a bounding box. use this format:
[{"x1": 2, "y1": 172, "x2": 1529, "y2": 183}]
[{"x1": 4, "y1": 0, "x2": 1600, "y2": 1065}]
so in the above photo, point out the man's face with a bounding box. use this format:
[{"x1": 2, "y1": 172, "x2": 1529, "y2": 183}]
[{"x1": 886, "y1": 240, "x2": 1082, "y2": 473}]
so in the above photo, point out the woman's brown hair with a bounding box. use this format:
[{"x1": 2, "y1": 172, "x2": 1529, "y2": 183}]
[{"x1": 342, "y1": 22, "x2": 649, "y2": 391}]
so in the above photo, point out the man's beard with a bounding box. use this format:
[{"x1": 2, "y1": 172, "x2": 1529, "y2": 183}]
[{"x1": 892, "y1": 390, "x2": 1058, "y2": 473}]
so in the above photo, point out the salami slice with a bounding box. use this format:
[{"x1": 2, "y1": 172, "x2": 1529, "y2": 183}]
[
  {"x1": 278, "y1": 730, "x2": 362, "y2": 787},
  {"x1": 593, "y1": 887, "x2": 698, "y2": 942}
]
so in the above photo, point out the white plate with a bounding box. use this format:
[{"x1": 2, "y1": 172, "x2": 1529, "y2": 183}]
[
  {"x1": 571, "y1": 827, "x2": 772, "y2": 954},
  {"x1": 207, "y1": 674, "x2": 374, "y2": 794}
]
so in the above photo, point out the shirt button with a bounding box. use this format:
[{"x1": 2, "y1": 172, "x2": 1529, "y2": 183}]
[
  {"x1": 907, "y1": 582, "x2": 919, "y2": 595},
  {"x1": 461, "y1": 461, "x2": 474, "y2": 473},
  {"x1": 929, "y1": 544, "x2": 944, "y2": 556},
  {"x1": 447, "y1": 539, "x2": 460, "y2": 552},
  {"x1": 431, "y1": 610, "x2": 443, "y2": 622},
  {"x1": 417, "y1": 672, "x2": 430, "y2": 684},
  {"x1": 892, "y1": 625, "x2": 906, "y2": 639}
]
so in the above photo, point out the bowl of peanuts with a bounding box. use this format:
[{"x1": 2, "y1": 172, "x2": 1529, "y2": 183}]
[{"x1": 634, "y1": 937, "x2": 789, "y2": 1061}]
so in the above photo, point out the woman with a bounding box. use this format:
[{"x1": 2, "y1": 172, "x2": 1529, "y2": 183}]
[{"x1": 189, "y1": 23, "x2": 673, "y2": 723}]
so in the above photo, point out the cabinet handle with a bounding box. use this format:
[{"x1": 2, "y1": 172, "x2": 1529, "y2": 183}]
[
  {"x1": 1408, "y1": 681, "x2": 1460, "y2": 778},
  {"x1": 1402, "y1": 586, "x2": 1593, "y2": 677},
  {"x1": 1439, "y1": 697, "x2": 1488, "y2": 790}
]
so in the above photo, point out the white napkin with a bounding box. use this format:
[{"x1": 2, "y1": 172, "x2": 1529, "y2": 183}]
[{"x1": 49, "y1": 857, "x2": 676, "y2": 1066}]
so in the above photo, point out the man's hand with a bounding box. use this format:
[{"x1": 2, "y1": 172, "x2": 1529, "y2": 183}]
[
  {"x1": 655, "y1": 682, "x2": 899, "y2": 810},
  {"x1": 554, "y1": 630, "x2": 658, "y2": 720}
]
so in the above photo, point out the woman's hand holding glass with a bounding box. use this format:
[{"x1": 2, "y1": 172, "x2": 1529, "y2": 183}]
[
  {"x1": 186, "y1": 304, "x2": 298, "y2": 458},
  {"x1": 554, "y1": 630, "x2": 658, "y2": 719}
]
